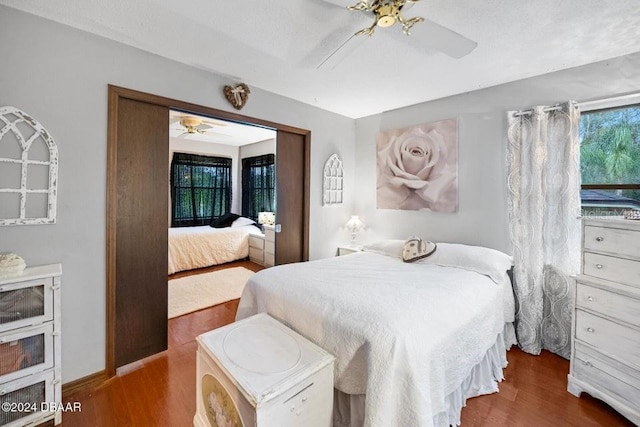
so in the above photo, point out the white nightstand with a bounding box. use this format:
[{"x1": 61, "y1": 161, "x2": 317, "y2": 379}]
[
  {"x1": 249, "y1": 232, "x2": 265, "y2": 266},
  {"x1": 262, "y1": 225, "x2": 276, "y2": 267},
  {"x1": 337, "y1": 245, "x2": 362, "y2": 256}
]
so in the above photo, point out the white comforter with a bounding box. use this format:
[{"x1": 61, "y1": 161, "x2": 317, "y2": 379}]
[
  {"x1": 168, "y1": 225, "x2": 260, "y2": 275},
  {"x1": 236, "y1": 252, "x2": 515, "y2": 427}
]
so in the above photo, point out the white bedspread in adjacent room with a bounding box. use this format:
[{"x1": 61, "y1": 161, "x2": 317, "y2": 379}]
[
  {"x1": 168, "y1": 225, "x2": 260, "y2": 275},
  {"x1": 236, "y1": 252, "x2": 515, "y2": 427}
]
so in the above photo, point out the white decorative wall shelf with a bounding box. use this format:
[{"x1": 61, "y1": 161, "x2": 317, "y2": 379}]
[
  {"x1": 0, "y1": 106, "x2": 58, "y2": 225},
  {"x1": 323, "y1": 154, "x2": 343, "y2": 206}
]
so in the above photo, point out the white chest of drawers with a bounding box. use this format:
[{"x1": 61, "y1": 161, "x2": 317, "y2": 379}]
[
  {"x1": 262, "y1": 225, "x2": 275, "y2": 267},
  {"x1": 194, "y1": 313, "x2": 334, "y2": 427},
  {"x1": 568, "y1": 218, "x2": 640, "y2": 425},
  {"x1": 248, "y1": 226, "x2": 275, "y2": 267},
  {"x1": 337, "y1": 245, "x2": 362, "y2": 256},
  {"x1": 249, "y1": 232, "x2": 266, "y2": 265},
  {"x1": 0, "y1": 264, "x2": 62, "y2": 427}
]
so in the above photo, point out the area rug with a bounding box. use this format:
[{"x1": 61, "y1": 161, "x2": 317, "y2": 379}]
[{"x1": 168, "y1": 267, "x2": 255, "y2": 319}]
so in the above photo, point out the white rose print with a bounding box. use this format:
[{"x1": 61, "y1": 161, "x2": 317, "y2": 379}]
[{"x1": 376, "y1": 119, "x2": 458, "y2": 212}]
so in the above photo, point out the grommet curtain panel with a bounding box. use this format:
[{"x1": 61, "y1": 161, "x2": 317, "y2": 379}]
[
  {"x1": 241, "y1": 154, "x2": 275, "y2": 223},
  {"x1": 506, "y1": 101, "x2": 581, "y2": 359}
]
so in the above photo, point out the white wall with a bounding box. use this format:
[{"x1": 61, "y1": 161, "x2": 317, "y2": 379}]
[
  {"x1": 0, "y1": 6, "x2": 355, "y2": 382},
  {"x1": 239, "y1": 138, "x2": 276, "y2": 159},
  {"x1": 353, "y1": 51, "x2": 640, "y2": 253},
  {"x1": 169, "y1": 139, "x2": 240, "y2": 217}
]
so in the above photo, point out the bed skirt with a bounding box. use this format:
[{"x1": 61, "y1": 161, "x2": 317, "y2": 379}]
[{"x1": 333, "y1": 322, "x2": 517, "y2": 427}]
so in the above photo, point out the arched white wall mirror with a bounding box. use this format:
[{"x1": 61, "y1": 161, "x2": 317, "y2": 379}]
[
  {"x1": 0, "y1": 106, "x2": 58, "y2": 225},
  {"x1": 323, "y1": 153, "x2": 343, "y2": 206}
]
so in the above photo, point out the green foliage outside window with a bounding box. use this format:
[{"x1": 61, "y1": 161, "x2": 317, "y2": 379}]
[{"x1": 580, "y1": 105, "x2": 640, "y2": 216}]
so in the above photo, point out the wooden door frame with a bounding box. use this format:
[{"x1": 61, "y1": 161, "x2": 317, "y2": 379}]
[{"x1": 106, "y1": 85, "x2": 310, "y2": 377}]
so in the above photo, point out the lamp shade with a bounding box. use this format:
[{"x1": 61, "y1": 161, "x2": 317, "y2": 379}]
[
  {"x1": 345, "y1": 215, "x2": 364, "y2": 241},
  {"x1": 345, "y1": 215, "x2": 364, "y2": 231},
  {"x1": 258, "y1": 212, "x2": 275, "y2": 226}
]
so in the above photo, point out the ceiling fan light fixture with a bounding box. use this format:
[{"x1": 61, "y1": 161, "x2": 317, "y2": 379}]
[
  {"x1": 180, "y1": 117, "x2": 202, "y2": 128},
  {"x1": 375, "y1": 4, "x2": 398, "y2": 28}
]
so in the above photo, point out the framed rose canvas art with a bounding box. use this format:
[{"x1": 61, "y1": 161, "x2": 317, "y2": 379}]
[{"x1": 376, "y1": 119, "x2": 458, "y2": 212}]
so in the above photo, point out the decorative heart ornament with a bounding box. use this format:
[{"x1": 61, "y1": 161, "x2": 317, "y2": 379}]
[
  {"x1": 402, "y1": 236, "x2": 437, "y2": 263},
  {"x1": 223, "y1": 83, "x2": 250, "y2": 110}
]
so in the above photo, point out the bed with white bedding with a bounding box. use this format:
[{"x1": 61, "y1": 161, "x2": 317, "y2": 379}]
[
  {"x1": 168, "y1": 224, "x2": 261, "y2": 275},
  {"x1": 236, "y1": 244, "x2": 516, "y2": 427}
]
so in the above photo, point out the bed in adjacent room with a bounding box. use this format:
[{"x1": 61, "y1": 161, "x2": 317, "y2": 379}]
[
  {"x1": 236, "y1": 241, "x2": 516, "y2": 427},
  {"x1": 168, "y1": 222, "x2": 261, "y2": 275}
]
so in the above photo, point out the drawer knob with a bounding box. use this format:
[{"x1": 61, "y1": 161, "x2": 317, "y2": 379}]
[
  {"x1": 587, "y1": 327, "x2": 594, "y2": 333},
  {"x1": 587, "y1": 296, "x2": 594, "y2": 302},
  {"x1": 302, "y1": 397, "x2": 308, "y2": 403},
  {"x1": 584, "y1": 361, "x2": 592, "y2": 368},
  {"x1": 595, "y1": 264, "x2": 603, "y2": 269},
  {"x1": 595, "y1": 236, "x2": 604, "y2": 242}
]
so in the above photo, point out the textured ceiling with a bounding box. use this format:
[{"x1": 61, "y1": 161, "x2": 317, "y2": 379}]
[{"x1": 3, "y1": 0, "x2": 640, "y2": 118}]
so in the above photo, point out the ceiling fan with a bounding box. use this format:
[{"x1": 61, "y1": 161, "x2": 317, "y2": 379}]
[
  {"x1": 317, "y1": 0, "x2": 478, "y2": 69},
  {"x1": 170, "y1": 116, "x2": 230, "y2": 139}
]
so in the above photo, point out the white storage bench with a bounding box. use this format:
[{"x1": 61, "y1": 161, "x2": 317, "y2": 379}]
[{"x1": 194, "y1": 313, "x2": 335, "y2": 427}]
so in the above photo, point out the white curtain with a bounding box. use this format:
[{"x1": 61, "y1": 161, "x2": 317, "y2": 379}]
[{"x1": 506, "y1": 101, "x2": 581, "y2": 358}]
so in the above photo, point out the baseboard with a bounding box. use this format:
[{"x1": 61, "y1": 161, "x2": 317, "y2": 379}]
[{"x1": 62, "y1": 370, "x2": 110, "y2": 399}]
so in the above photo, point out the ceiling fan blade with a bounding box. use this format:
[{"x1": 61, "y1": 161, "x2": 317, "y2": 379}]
[
  {"x1": 177, "y1": 132, "x2": 189, "y2": 139},
  {"x1": 316, "y1": 0, "x2": 352, "y2": 8},
  {"x1": 196, "y1": 123, "x2": 213, "y2": 131},
  {"x1": 200, "y1": 119, "x2": 228, "y2": 127},
  {"x1": 298, "y1": 0, "x2": 372, "y2": 69},
  {"x1": 317, "y1": 32, "x2": 370, "y2": 70},
  {"x1": 401, "y1": 0, "x2": 418, "y2": 12},
  {"x1": 408, "y1": 18, "x2": 477, "y2": 58},
  {"x1": 199, "y1": 130, "x2": 232, "y2": 138}
]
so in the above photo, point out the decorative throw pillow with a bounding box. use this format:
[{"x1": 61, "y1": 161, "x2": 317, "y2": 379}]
[
  {"x1": 402, "y1": 236, "x2": 437, "y2": 263},
  {"x1": 210, "y1": 212, "x2": 240, "y2": 228}
]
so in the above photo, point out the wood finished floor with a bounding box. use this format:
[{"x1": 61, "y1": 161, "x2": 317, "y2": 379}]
[{"x1": 61, "y1": 261, "x2": 634, "y2": 426}]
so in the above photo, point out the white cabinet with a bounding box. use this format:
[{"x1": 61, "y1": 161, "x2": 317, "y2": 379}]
[
  {"x1": 263, "y1": 225, "x2": 275, "y2": 267},
  {"x1": 568, "y1": 218, "x2": 640, "y2": 425},
  {"x1": 249, "y1": 233, "x2": 265, "y2": 266},
  {"x1": 249, "y1": 226, "x2": 275, "y2": 267},
  {"x1": 194, "y1": 313, "x2": 334, "y2": 427},
  {"x1": 0, "y1": 264, "x2": 62, "y2": 427},
  {"x1": 337, "y1": 245, "x2": 362, "y2": 256}
]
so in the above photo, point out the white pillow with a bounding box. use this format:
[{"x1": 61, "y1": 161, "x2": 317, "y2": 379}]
[
  {"x1": 361, "y1": 240, "x2": 405, "y2": 258},
  {"x1": 418, "y1": 242, "x2": 513, "y2": 283},
  {"x1": 231, "y1": 217, "x2": 256, "y2": 227}
]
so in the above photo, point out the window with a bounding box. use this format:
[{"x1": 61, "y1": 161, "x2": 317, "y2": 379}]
[
  {"x1": 580, "y1": 104, "x2": 640, "y2": 216},
  {"x1": 241, "y1": 154, "x2": 275, "y2": 222},
  {"x1": 171, "y1": 153, "x2": 232, "y2": 227}
]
